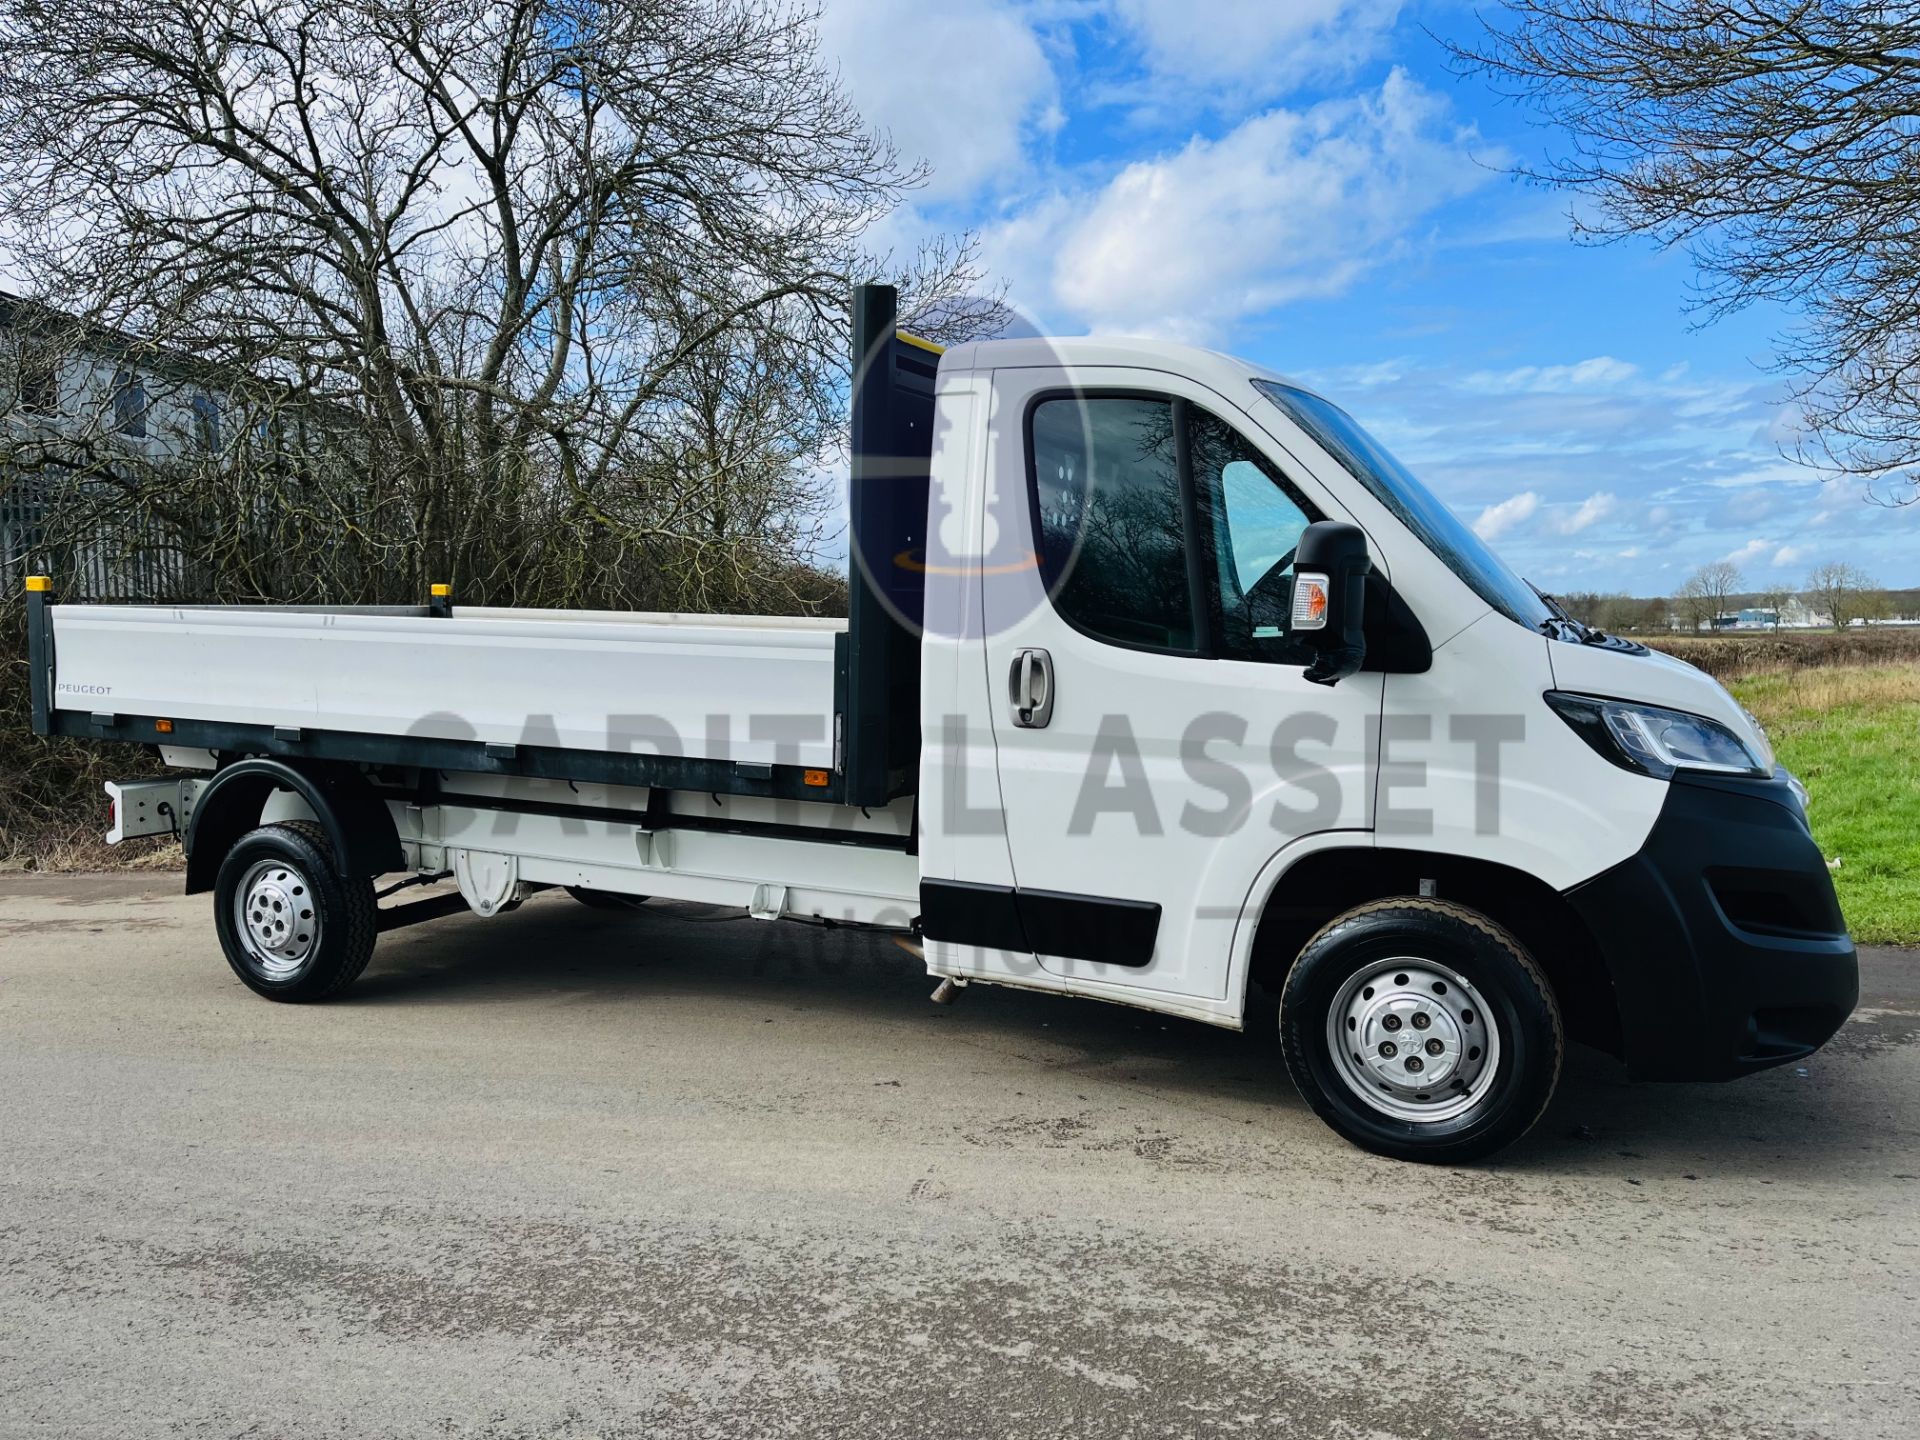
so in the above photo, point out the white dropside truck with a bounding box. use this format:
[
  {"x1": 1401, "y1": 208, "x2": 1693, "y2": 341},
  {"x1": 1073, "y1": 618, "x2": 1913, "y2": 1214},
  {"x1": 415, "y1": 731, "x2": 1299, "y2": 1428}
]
[{"x1": 23, "y1": 286, "x2": 1857, "y2": 1162}]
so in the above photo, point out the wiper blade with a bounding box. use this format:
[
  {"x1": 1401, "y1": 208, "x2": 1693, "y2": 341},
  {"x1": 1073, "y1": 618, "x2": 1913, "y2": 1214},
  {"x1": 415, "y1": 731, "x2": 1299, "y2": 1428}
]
[
  {"x1": 1529, "y1": 579, "x2": 1574, "y2": 621},
  {"x1": 1529, "y1": 581, "x2": 1598, "y2": 641}
]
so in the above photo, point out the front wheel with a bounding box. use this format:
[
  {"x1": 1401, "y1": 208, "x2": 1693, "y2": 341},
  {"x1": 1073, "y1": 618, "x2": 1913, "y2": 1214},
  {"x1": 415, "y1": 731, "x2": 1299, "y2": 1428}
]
[
  {"x1": 213, "y1": 821, "x2": 377, "y2": 1001},
  {"x1": 1279, "y1": 898, "x2": 1562, "y2": 1164}
]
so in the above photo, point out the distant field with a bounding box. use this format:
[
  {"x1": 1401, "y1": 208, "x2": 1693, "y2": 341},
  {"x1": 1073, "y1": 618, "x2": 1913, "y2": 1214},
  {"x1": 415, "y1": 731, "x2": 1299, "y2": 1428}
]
[
  {"x1": 1644, "y1": 626, "x2": 1917, "y2": 943},
  {"x1": 1649, "y1": 626, "x2": 1920, "y2": 680},
  {"x1": 1728, "y1": 664, "x2": 1920, "y2": 947}
]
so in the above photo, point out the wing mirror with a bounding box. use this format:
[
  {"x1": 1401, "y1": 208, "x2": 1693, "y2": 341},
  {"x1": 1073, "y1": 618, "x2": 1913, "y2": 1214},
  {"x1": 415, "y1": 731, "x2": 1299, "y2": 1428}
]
[{"x1": 1291, "y1": 521, "x2": 1370, "y2": 686}]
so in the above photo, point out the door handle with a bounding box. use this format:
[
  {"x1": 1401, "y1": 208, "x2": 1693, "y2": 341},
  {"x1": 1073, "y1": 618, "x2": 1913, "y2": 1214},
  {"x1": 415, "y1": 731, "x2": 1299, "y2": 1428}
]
[{"x1": 1009, "y1": 648, "x2": 1055, "y2": 728}]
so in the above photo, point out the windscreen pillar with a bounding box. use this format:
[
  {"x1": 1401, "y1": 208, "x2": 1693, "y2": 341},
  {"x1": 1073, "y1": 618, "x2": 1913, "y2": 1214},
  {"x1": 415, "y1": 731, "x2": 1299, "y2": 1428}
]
[{"x1": 843, "y1": 284, "x2": 934, "y2": 806}]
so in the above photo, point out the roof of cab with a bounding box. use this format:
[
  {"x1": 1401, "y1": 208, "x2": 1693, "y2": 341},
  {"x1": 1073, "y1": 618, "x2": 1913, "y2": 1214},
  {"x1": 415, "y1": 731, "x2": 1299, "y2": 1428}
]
[{"x1": 937, "y1": 334, "x2": 1311, "y2": 399}]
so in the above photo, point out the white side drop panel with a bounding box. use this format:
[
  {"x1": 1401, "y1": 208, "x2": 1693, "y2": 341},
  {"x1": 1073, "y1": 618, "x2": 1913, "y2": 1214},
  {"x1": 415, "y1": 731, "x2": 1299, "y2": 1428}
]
[{"x1": 49, "y1": 605, "x2": 842, "y2": 767}]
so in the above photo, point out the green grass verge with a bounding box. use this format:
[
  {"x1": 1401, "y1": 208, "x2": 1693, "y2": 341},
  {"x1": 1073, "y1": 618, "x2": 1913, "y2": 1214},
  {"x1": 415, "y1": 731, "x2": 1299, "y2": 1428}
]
[{"x1": 1730, "y1": 665, "x2": 1920, "y2": 947}]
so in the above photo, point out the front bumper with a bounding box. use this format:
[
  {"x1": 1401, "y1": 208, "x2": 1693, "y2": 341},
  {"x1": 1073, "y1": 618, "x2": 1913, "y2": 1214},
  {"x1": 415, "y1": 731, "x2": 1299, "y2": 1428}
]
[{"x1": 1565, "y1": 769, "x2": 1857, "y2": 1082}]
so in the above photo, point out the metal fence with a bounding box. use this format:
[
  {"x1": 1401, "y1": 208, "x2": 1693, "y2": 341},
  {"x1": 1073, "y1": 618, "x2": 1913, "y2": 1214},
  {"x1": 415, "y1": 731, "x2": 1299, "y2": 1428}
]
[{"x1": 2, "y1": 464, "x2": 188, "y2": 601}]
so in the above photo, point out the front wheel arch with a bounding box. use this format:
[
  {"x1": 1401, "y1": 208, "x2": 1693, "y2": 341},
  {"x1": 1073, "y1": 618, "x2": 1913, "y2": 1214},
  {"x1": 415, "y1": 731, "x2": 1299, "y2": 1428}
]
[{"x1": 1239, "y1": 846, "x2": 1622, "y2": 1059}]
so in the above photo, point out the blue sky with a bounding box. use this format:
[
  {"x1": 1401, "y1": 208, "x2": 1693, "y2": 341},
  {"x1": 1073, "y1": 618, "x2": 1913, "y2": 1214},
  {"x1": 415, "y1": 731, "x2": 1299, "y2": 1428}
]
[{"x1": 819, "y1": 0, "x2": 1918, "y2": 596}]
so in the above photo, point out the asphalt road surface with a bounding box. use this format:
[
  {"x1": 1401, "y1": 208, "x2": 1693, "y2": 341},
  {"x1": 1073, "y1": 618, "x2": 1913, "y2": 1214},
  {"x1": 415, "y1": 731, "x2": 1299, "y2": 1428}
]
[{"x1": 1, "y1": 873, "x2": 1915, "y2": 1440}]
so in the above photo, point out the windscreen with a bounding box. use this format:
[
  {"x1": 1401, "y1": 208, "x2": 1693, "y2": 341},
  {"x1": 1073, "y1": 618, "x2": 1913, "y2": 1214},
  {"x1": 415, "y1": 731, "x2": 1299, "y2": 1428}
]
[{"x1": 1252, "y1": 380, "x2": 1554, "y2": 631}]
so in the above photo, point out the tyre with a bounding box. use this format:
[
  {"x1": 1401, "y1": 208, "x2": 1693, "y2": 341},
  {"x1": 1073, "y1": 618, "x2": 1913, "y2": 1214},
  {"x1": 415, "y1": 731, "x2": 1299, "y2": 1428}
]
[
  {"x1": 1279, "y1": 898, "x2": 1562, "y2": 1164},
  {"x1": 565, "y1": 886, "x2": 650, "y2": 912},
  {"x1": 213, "y1": 821, "x2": 377, "y2": 1001}
]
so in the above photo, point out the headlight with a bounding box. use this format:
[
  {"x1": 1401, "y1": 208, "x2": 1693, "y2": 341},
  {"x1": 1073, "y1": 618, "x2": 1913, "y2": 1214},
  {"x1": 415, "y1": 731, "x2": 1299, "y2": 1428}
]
[{"x1": 1545, "y1": 692, "x2": 1772, "y2": 780}]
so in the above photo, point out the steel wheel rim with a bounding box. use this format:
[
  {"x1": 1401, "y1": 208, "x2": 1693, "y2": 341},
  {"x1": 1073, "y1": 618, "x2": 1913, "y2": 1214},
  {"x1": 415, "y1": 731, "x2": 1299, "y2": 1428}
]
[
  {"x1": 1325, "y1": 957, "x2": 1501, "y2": 1124},
  {"x1": 233, "y1": 859, "x2": 320, "y2": 979}
]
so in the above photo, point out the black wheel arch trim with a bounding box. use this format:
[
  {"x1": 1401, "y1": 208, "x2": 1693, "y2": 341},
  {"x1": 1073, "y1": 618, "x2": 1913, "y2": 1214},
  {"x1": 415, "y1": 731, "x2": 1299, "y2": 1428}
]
[{"x1": 185, "y1": 757, "x2": 404, "y2": 894}]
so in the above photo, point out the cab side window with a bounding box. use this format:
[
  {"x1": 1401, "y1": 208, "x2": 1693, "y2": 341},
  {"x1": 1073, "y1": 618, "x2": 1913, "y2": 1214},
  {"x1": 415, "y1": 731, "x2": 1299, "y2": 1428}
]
[
  {"x1": 1026, "y1": 394, "x2": 1320, "y2": 661},
  {"x1": 1029, "y1": 395, "x2": 1196, "y2": 652},
  {"x1": 1190, "y1": 407, "x2": 1318, "y2": 660}
]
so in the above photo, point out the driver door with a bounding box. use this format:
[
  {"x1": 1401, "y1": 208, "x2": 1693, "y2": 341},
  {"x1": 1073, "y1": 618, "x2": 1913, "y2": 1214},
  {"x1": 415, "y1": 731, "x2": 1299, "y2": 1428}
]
[{"x1": 980, "y1": 367, "x2": 1382, "y2": 1003}]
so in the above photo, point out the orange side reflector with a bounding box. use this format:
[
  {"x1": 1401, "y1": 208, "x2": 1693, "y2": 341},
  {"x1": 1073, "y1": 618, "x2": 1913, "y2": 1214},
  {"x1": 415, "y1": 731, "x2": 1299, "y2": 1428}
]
[
  {"x1": 154, "y1": 719, "x2": 175, "y2": 734},
  {"x1": 803, "y1": 769, "x2": 831, "y2": 788}
]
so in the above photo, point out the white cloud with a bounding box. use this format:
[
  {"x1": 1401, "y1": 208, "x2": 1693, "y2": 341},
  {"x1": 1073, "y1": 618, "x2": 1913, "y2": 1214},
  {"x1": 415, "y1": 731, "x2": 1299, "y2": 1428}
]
[
  {"x1": 1553, "y1": 490, "x2": 1617, "y2": 535},
  {"x1": 1473, "y1": 490, "x2": 1541, "y2": 540},
  {"x1": 1104, "y1": 0, "x2": 1401, "y2": 97},
  {"x1": 994, "y1": 69, "x2": 1495, "y2": 339},
  {"x1": 818, "y1": 0, "x2": 1058, "y2": 202},
  {"x1": 1338, "y1": 359, "x2": 1409, "y2": 389},
  {"x1": 1761, "y1": 401, "x2": 1808, "y2": 446},
  {"x1": 1462, "y1": 357, "x2": 1638, "y2": 394},
  {"x1": 1718, "y1": 487, "x2": 1786, "y2": 525},
  {"x1": 1722, "y1": 538, "x2": 1773, "y2": 567},
  {"x1": 1772, "y1": 544, "x2": 1807, "y2": 566}
]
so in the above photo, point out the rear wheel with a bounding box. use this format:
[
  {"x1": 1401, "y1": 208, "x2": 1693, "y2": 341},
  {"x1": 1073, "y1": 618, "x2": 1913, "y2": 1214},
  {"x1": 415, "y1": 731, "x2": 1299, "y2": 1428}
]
[
  {"x1": 566, "y1": 886, "x2": 650, "y2": 912},
  {"x1": 1279, "y1": 898, "x2": 1562, "y2": 1164},
  {"x1": 213, "y1": 821, "x2": 377, "y2": 1001}
]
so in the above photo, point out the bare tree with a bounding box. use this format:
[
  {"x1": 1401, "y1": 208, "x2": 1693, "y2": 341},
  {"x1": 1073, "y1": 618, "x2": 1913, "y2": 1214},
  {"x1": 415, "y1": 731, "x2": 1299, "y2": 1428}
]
[
  {"x1": 1556, "y1": 590, "x2": 1652, "y2": 632},
  {"x1": 1553, "y1": 590, "x2": 1607, "y2": 628},
  {"x1": 1676, "y1": 560, "x2": 1741, "y2": 632},
  {"x1": 0, "y1": 0, "x2": 1001, "y2": 608},
  {"x1": 1449, "y1": 5, "x2": 1920, "y2": 505},
  {"x1": 1804, "y1": 560, "x2": 1880, "y2": 631}
]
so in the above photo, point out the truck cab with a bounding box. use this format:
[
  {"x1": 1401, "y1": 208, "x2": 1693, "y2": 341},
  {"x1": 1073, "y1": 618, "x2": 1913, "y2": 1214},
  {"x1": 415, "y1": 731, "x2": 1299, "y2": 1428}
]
[
  {"x1": 910, "y1": 328, "x2": 1854, "y2": 1157},
  {"x1": 25, "y1": 287, "x2": 1857, "y2": 1163}
]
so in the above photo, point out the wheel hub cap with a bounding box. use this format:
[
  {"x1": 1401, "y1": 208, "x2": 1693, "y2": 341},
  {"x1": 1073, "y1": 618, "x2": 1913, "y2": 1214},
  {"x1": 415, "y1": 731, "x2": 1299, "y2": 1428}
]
[
  {"x1": 1326, "y1": 961, "x2": 1500, "y2": 1124},
  {"x1": 235, "y1": 861, "x2": 318, "y2": 978}
]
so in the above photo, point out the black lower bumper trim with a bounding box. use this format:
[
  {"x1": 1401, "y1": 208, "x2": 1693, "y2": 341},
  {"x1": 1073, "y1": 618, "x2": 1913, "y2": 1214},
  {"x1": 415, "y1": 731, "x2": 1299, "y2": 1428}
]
[{"x1": 1565, "y1": 770, "x2": 1857, "y2": 1082}]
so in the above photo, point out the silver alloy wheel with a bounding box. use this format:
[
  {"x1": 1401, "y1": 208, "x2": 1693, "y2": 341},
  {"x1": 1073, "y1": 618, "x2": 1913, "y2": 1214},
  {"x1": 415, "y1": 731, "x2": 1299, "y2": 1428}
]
[
  {"x1": 233, "y1": 858, "x2": 321, "y2": 979},
  {"x1": 1326, "y1": 958, "x2": 1501, "y2": 1124}
]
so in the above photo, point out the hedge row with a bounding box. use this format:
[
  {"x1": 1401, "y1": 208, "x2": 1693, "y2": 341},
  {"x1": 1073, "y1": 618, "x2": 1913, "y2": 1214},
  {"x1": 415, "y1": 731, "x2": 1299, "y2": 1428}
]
[{"x1": 1646, "y1": 627, "x2": 1920, "y2": 681}]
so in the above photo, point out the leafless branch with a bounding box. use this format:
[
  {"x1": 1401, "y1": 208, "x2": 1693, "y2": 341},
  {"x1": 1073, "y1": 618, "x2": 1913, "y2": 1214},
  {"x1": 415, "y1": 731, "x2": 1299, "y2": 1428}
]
[{"x1": 1448, "y1": 2, "x2": 1920, "y2": 503}]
